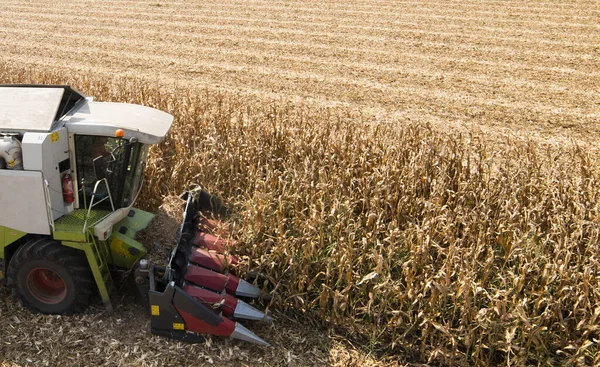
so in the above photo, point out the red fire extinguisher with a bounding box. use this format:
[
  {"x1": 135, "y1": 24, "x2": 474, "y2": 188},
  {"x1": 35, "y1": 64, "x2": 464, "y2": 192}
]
[{"x1": 62, "y1": 173, "x2": 74, "y2": 204}]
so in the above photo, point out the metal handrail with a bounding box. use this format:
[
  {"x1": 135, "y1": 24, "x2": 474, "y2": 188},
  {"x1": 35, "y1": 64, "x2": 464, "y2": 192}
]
[
  {"x1": 82, "y1": 178, "x2": 115, "y2": 234},
  {"x1": 43, "y1": 180, "x2": 55, "y2": 233}
]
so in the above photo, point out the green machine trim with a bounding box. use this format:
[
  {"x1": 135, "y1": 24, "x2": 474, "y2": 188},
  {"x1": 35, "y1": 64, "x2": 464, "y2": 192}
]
[
  {"x1": 0, "y1": 208, "x2": 154, "y2": 310},
  {"x1": 61, "y1": 208, "x2": 155, "y2": 312},
  {"x1": 108, "y1": 232, "x2": 147, "y2": 269},
  {"x1": 115, "y1": 208, "x2": 155, "y2": 235},
  {"x1": 0, "y1": 225, "x2": 27, "y2": 279},
  {"x1": 107, "y1": 208, "x2": 155, "y2": 269},
  {"x1": 62, "y1": 239, "x2": 115, "y2": 313},
  {"x1": 0, "y1": 226, "x2": 27, "y2": 250},
  {"x1": 53, "y1": 209, "x2": 112, "y2": 242}
]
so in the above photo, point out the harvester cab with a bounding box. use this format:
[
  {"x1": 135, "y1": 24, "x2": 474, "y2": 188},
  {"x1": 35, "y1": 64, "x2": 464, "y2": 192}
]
[{"x1": 0, "y1": 85, "x2": 271, "y2": 346}]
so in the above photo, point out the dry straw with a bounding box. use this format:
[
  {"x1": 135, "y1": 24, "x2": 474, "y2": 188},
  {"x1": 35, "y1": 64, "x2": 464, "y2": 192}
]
[{"x1": 2, "y1": 64, "x2": 599, "y2": 366}]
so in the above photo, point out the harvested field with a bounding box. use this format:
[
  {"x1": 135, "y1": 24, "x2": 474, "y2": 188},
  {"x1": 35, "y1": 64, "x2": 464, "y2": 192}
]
[
  {"x1": 0, "y1": 273, "x2": 391, "y2": 367},
  {"x1": 1, "y1": 0, "x2": 600, "y2": 366},
  {"x1": 0, "y1": 0, "x2": 599, "y2": 143}
]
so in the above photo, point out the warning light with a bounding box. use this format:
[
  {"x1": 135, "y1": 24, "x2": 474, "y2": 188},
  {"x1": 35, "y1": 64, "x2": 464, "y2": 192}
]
[{"x1": 115, "y1": 129, "x2": 125, "y2": 138}]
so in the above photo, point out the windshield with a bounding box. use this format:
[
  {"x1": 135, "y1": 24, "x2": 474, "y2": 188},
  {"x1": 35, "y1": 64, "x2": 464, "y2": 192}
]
[{"x1": 75, "y1": 135, "x2": 148, "y2": 210}]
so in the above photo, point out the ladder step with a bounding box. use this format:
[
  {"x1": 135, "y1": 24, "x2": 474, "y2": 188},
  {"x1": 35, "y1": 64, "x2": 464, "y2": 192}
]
[
  {"x1": 85, "y1": 239, "x2": 115, "y2": 313},
  {"x1": 91, "y1": 247, "x2": 102, "y2": 264}
]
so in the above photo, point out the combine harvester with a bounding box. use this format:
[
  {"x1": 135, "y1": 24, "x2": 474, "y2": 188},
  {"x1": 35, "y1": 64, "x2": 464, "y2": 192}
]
[{"x1": 0, "y1": 85, "x2": 271, "y2": 345}]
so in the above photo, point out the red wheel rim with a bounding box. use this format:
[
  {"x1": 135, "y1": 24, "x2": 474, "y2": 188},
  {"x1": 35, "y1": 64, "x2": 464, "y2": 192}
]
[{"x1": 26, "y1": 268, "x2": 67, "y2": 304}]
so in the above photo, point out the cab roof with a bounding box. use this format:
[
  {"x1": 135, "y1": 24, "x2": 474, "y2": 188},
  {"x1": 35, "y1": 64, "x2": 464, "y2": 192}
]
[
  {"x1": 0, "y1": 85, "x2": 85, "y2": 132},
  {"x1": 62, "y1": 100, "x2": 173, "y2": 144},
  {"x1": 0, "y1": 85, "x2": 173, "y2": 144}
]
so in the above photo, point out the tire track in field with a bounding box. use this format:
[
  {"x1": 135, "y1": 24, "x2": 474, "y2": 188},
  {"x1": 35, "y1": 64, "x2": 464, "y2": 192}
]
[
  {"x1": 5, "y1": 2, "x2": 599, "y2": 42},
  {"x1": 4, "y1": 14, "x2": 599, "y2": 88},
  {"x1": 3, "y1": 40, "x2": 598, "y2": 131},
  {"x1": 4, "y1": 10, "x2": 599, "y2": 71},
  {"x1": 2, "y1": 18, "x2": 599, "y2": 92},
  {"x1": 3, "y1": 16, "x2": 598, "y2": 89},
  {"x1": 16, "y1": 0, "x2": 598, "y2": 24},
  {"x1": 1, "y1": 25, "x2": 597, "y2": 110},
  {"x1": 89, "y1": 0, "x2": 600, "y2": 13},
  {"x1": 4, "y1": 53, "x2": 598, "y2": 148},
  {"x1": 3, "y1": 7, "x2": 598, "y2": 50},
  {"x1": 3, "y1": 14, "x2": 597, "y2": 67},
  {"x1": 6, "y1": 0, "x2": 598, "y2": 24}
]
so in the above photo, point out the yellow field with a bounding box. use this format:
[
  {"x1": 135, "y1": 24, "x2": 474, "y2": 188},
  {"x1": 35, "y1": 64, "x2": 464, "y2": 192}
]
[
  {"x1": 1, "y1": 0, "x2": 599, "y2": 142},
  {"x1": 1, "y1": 0, "x2": 600, "y2": 366}
]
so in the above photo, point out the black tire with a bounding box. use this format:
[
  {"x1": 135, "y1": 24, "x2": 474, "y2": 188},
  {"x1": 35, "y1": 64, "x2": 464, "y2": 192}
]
[{"x1": 6, "y1": 238, "x2": 95, "y2": 315}]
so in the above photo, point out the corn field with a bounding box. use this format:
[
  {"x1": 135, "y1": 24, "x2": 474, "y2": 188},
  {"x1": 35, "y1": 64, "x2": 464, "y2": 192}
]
[
  {"x1": 2, "y1": 0, "x2": 600, "y2": 364},
  {"x1": 2, "y1": 61, "x2": 599, "y2": 365}
]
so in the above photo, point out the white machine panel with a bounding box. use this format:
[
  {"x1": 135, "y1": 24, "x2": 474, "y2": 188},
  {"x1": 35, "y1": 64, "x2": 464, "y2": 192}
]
[
  {"x1": 0, "y1": 87, "x2": 64, "y2": 132},
  {"x1": 0, "y1": 170, "x2": 50, "y2": 235},
  {"x1": 22, "y1": 128, "x2": 70, "y2": 220},
  {"x1": 64, "y1": 101, "x2": 173, "y2": 144}
]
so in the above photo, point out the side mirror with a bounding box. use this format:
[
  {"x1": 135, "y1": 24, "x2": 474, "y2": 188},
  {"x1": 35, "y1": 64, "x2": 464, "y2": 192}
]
[{"x1": 93, "y1": 156, "x2": 106, "y2": 180}]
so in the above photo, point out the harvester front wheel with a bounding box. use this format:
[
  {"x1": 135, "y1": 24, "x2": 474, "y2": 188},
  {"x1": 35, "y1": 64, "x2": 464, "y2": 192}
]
[{"x1": 7, "y1": 238, "x2": 95, "y2": 314}]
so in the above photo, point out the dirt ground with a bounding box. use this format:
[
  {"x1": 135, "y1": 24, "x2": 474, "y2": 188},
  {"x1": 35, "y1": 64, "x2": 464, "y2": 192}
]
[{"x1": 0, "y1": 284, "x2": 399, "y2": 367}]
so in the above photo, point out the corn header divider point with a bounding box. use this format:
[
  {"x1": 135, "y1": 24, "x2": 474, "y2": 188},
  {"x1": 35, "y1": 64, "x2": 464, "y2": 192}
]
[{"x1": 0, "y1": 84, "x2": 272, "y2": 346}]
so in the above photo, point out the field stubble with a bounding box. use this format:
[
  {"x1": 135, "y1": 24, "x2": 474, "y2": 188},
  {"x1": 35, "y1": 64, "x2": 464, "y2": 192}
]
[
  {"x1": 1, "y1": 0, "x2": 600, "y2": 365},
  {"x1": 1, "y1": 0, "x2": 599, "y2": 143}
]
